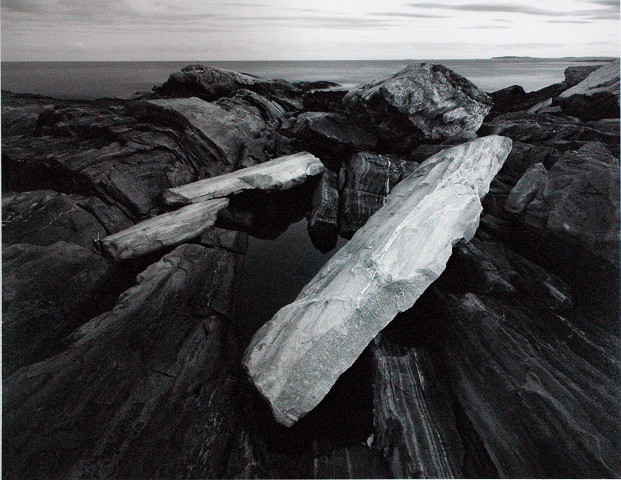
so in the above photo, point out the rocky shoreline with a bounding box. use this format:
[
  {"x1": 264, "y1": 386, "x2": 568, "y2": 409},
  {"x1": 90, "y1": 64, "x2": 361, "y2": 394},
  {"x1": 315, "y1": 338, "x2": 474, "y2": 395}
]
[{"x1": 2, "y1": 59, "x2": 620, "y2": 479}]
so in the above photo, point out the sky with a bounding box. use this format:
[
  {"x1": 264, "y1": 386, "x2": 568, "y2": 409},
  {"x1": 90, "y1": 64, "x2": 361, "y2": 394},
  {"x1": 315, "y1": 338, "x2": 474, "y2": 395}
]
[{"x1": 1, "y1": 0, "x2": 619, "y2": 61}]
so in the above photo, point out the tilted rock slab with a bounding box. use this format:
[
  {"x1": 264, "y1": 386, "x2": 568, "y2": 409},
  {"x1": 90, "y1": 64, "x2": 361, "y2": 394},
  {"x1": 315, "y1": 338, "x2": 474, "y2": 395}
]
[
  {"x1": 243, "y1": 135, "x2": 512, "y2": 426},
  {"x1": 163, "y1": 152, "x2": 323, "y2": 207}
]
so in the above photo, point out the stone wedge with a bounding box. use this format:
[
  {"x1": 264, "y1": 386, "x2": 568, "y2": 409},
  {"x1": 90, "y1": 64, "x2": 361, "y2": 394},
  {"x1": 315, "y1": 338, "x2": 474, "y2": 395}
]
[{"x1": 243, "y1": 135, "x2": 512, "y2": 426}]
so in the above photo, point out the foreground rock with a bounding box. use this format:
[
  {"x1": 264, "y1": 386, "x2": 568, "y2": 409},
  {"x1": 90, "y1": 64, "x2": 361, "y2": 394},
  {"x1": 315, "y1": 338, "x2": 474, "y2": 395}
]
[
  {"x1": 243, "y1": 135, "x2": 511, "y2": 426},
  {"x1": 343, "y1": 63, "x2": 492, "y2": 152},
  {"x1": 372, "y1": 335, "x2": 464, "y2": 478},
  {"x1": 3, "y1": 242, "x2": 246, "y2": 479},
  {"x1": 307, "y1": 170, "x2": 340, "y2": 253},
  {"x1": 557, "y1": 60, "x2": 620, "y2": 120},
  {"x1": 2, "y1": 241, "x2": 116, "y2": 375}
]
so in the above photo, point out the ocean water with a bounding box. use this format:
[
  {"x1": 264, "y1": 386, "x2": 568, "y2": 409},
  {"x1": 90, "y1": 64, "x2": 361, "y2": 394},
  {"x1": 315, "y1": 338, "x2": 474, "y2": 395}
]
[{"x1": 1, "y1": 58, "x2": 611, "y2": 100}]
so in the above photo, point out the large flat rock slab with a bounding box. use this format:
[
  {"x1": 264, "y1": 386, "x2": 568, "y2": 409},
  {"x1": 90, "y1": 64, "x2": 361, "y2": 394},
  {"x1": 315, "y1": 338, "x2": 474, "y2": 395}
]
[
  {"x1": 243, "y1": 135, "x2": 512, "y2": 426},
  {"x1": 163, "y1": 152, "x2": 323, "y2": 207}
]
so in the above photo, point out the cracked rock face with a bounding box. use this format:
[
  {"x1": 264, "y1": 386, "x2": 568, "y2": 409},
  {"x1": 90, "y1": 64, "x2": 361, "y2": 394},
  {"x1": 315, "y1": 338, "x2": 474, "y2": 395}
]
[
  {"x1": 343, "y1": 62, "x2": 492, "y2": 151},
  {"x1": 243, "y1": 135, "x2": 512, "y2": 426}
]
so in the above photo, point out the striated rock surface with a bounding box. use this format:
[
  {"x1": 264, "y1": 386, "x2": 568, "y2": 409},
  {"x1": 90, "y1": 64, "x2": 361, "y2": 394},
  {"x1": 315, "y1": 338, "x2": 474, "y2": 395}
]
[
  {"x1": 372, "y1": 336, "x2": 464, "y2": 478},
  {"x1": 2, "y1": 92, "x2": 288, "y2": 218},
  {"x1": 2, "y1": 190, "x2": 113, "y2": 250},
  {"x1": 343, "y1": 63, "x2": 491, "y2": 152},
  {"x1": 312, "y1": 444, "x2": 392, "y2": 479},
  {"x1": 558, "y1": 60, "x2": 620, "y2": 120},
  {"x1": 2, "y1": 241, "x2": 117, "y2": 375},
  {"x1": 3, "y1": 242, "x2": 247, "y2": 480},
  {"x1": 439, "y1": 290, "x2": 621, "y2": 478},
  {"x1": 308, "y1": 169, "x2": 340, "y2": 253},
  {"x1": 338, "y1": 152, "x2": 418, "y2": 238},
  {"x1": 243, "y1": 135, "x2": 512, "y2": 426}
]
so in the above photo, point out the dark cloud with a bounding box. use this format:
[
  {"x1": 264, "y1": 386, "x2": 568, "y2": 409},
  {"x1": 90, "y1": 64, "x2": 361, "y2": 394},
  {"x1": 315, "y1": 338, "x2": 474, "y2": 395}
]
[
  {"x1": 408, "y1": 1, "x2": 619, "y2": 19},
  {"x1": 547, "y1": 19, "x2": 594, "y2": 24},
  {"x1": 369, "y1": 12, "x2": 449, "y2": 18},
  {"x1": 461, "y1": 24, "x2": 511, "y2": 29}
]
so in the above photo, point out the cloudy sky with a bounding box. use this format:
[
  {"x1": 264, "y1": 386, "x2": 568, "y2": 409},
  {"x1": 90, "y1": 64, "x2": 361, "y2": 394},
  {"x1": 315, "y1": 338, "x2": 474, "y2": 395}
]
[{"x1": 1, "y1": 0, "x2": 619, "y2": 61}]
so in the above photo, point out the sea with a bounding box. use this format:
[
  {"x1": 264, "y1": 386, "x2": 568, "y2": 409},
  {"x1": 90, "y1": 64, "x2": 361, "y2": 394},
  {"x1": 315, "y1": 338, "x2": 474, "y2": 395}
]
[
  {"x1": 0, "y1": 57, "x2": 612, "y2": 351},
  {"x1": 0, "y1": 57, "x2": 613, "y2": 100}
]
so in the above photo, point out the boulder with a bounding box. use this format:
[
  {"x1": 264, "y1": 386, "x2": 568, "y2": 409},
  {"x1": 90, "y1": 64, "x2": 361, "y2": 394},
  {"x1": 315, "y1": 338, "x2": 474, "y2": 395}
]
[
  {"x1": 522, "y1": 144, "x2": 620, "y2": 265},
  {"x1": 292, "y1": 112, "x2": 377, "y2": 168},
  {"x1": 557, "y1": 60, "x2": 620, "y2": 120},
  {"x1": 3, "y1": 243, "x2": 246, "y2": 479},
  {"x1": 243, "y1": 136, "x2": 511, "y2": 426},
  {"x1": 343, "y1": 63, "x2": 491, "y2": 152},
  {"x1": 308, "y1": 169, "x2": 340, "y2": 253},
  {"x1": 564, "y1": 65, "x2": 601, "y2": 87},
  {"x1": 505, "y1": 163, "x2": 549, "y2": 214},
  {"x1": 312, "y1": 444, "x2": 392, "y2": 479},
  {"x1": 152, "y1": 64, "x2": 300, "y2": 102},
  {"x1": 2, "y1": 241, "x2": 117, "y2": 375}
]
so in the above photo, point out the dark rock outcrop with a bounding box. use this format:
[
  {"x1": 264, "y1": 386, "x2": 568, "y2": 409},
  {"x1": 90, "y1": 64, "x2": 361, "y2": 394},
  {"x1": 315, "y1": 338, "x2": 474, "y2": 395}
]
[
  {"x1": 3, "y1": 242, "x2": 246, "y2": 479},
  {"x1": 2, "y1": 190, "x2": 111, "y2": 250},
  {"x1": 2, "y1": 241, "x2": 117, "y2": 375},
  {"x1": 504, "y1": 162, "x2": 549, "y2": 215},
  {"x1": 338, "y1": 152, "x2": 418, "y2": 238},
  {"x1": 516, "y1": 143, "x2": 620, "y2": 266},
  {"x1": 372, "y1": 335, "x2": 464, "y2": 478},
  {"x1": 557, "y1": 60, "x2": 620, "y2": 120},
  {"x1": 2, "y1": 92, "x2": 289, "y2": 219},
  {"x1": 312, "y1": 444, "x2": 392, "y2": 479},
  {"x1": 343, "y1": 62, "x2": 491, "y2": 152},
  {"x1": 152, "y1": 64, "x2": 300, "y2": 103},
  {"x1": 308, "y1": 169, "x2": 340, "y2": 253},
  {"x1": 564, "y1": 65, "x2": 601, "y2": 87},
  {"x1": 489, "y1": 82, "x2": 568, "y2": 114},
  {"x1": 292, "y1": 112, "x2": 377, "y2": 169}
]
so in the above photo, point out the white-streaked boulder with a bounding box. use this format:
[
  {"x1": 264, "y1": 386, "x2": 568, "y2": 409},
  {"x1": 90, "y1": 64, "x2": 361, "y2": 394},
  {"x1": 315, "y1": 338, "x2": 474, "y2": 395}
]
[{"x1": 243, "y1": 135, "x2": 512, "y2": 426}]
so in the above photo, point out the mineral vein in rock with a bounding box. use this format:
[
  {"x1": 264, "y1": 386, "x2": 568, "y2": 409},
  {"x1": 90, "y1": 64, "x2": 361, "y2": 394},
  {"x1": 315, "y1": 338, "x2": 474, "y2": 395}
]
[
  {"x1": 243, "y1": 135, "x2": 512, "y2": 426},
  {"x1": 163, "y1": 152, "x2": 324, "y2": 206}
]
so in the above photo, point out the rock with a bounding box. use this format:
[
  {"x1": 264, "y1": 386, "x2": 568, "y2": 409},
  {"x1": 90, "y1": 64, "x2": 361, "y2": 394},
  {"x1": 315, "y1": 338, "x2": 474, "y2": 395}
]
[
  {"x1": 301, "y1": 89, "x2": 348, "y2": 115},
  {"x1": 479, "y1": 111, "x2": 619, "y2": 151},
  {"x1": 199, "y1": 226, "x2": 249, "y2": 254},
  {"x1": 343, "y1": 63, "x2": 492, "y2": 152},
  {"x1": 97, "y1": 198, "x2": 229, "y2": 261},
  {"x1": 505, "y1": 163, "x2": 549, "y2": 214},
  {"x1": 2, "y1": 241, "x2": 117, "y2": 375},
  {"x1": 163, "y1": 152, "x2": 324, "y2": 207},
  {"x1": 489, "y1": 83, "x2": 568, "y2": 114},
  {"x1": 3, "y1": 243, "x2": 246, "y2": 479},
  {"x1": 2, "y1": 190, "x2": 108, "y2": 250},
  {"x1": 496, "y1": 141, "x2": 560, "y2": 183},
  {"x1": 2, "y1": 92, "x2": 288, "y2": 219},
  {"x1": 557, "y1": 60, "x2": 620, "y2": 120},
  {"x1": 312, "y1": 444, "x2": 392, "y2": 479},
  {"x1": 522, "y1": 145, "x2": 620, "y2": 265},
  {"x1": 152, "y1": 64, "x2": 299, "y2": 102},
  {"x1": 308, "y1": 170, "x2": 340, "y2": 253},
  {"x1": 439, "y1": 291, "x2": 621, "y2": 478},
  {"x1": 564, "y1": 65, "x2": 601, "y2": 87},
  {"x1": 243, "y1": 135, "x2": 512, "y2": 426},
  {"x1": 372, "y1": 336, "x2": 464, "y2": 478},
  {"x1": 338, "y1": 152, "x2": 418, "y2": 238},
  {"x1": 292, "y1": 112, "x2": 377, "y2": 168}
]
